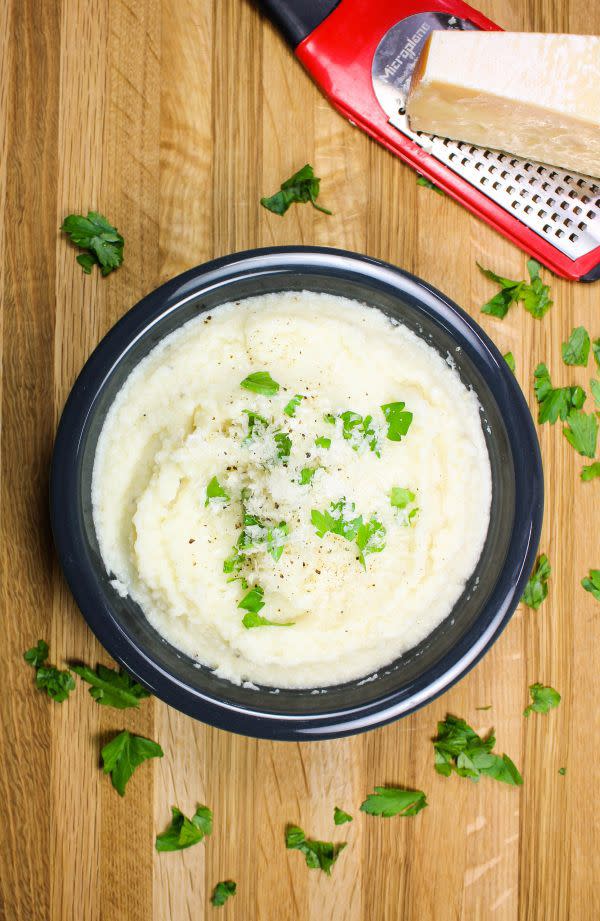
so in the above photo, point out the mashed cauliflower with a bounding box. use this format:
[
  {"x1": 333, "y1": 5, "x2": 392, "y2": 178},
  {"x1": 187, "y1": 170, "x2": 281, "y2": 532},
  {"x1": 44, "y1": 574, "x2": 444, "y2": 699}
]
[{"x1": 92, "y1": 291, "x2": 492, "y2": 688}]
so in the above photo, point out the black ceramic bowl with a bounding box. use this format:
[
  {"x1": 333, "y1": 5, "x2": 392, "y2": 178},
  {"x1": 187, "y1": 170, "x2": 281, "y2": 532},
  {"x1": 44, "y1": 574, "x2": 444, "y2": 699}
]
[{"x1": 50, "y1": 247, "x2": 543, "y2": 740}]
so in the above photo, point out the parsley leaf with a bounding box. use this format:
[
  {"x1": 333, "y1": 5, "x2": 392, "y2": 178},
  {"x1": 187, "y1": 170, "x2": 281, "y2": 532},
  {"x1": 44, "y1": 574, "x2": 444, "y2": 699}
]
[
  {"x1": 558, "y1": 767, "x2": 566, "y2": 775},
  {"x1": 72, "y1": 664, "x2": 150, "y2": 708},
  {"x1": 581, "y1": 462, "x2": 600, "y2": 482},
  {"x1": 563, "y1": 409, "x2": 598, "y2": 458},
  {"x1": 433, "y1": 715, "x2": 523, "y2": 786},
  {"x1": 381, "y1": 402, "x2": 413, "y2": 442},
  {"x1": 156, "y1": 805, "x2": 213, "y2": 852},
  {"x1": 533, "y1": 363, "x2": 585, "y2": 425},
  {"x1": 356, "y1": 517, "x2": 386, "y2": 568},
  {"x1": 562, "y1": 326, "x2": 590, "y2": 366},
  {"x1": 260, "y1": 164, "x2": 331, "y2": 216},
  {"x1": 243, "y1": 409, "x2": 269, "y2": 442},
  {"x1": 211, "y1": 881, "x2": 236, "y2": 907},
  {"x1": 24, "y1": 640, "x2": 75, "y2": 702},
  {"x1": 61, "y1": 211, "x2": 124, "y2": 276},
  {"x1": 522, "y1": 259, "x2": 552, "y2": 319},
  {"x1": 591, "y1": 379, "x2": 600, "y2": 407},
  {"x1": 315, "y1": 435, "x2": 331, "y2": 449},
  {"x1": 360, "y1": 787, "x2": 427, "y2": 817},
  {"x1": 390, "y1": 487, "x2": 419, "y2": 525},
  {"x1": 581, "y1": 569, "x2": 600, "y2": 601},
  {"x1": 337, "y1": 410, "x2": 380, "y2": 455},
  {"x1": 333, "y1": 807, "x2": 353, "y2": 825},
  {"x1": 311, "y1": 499, "x2": 362, "y2": 542},
  {"x1": 477, "y1": 264, "x2": 524, "y2": 318},
  {"x1": 23, "y1": 639, "x2": 49, "y2": 669},
  {"x1": 240, "y1": 371, "x2": 280, "y2": 396},
  {"x1": 416, "y1": 174, "x2": 444, "y2": 195},
  {"x1": 522, "y1": 554, "x2": 551, "y2": 610},
  {"x1": 523, "y1": 683, "x2": 561, "y2": 718},
  {"x1": 238, "y1": 585, "x2": 266, "y2": 615},
  {"x1": 285, "y1": 825, "x2": 346, "y2": 874},
  {"x1": 283, "y1": 394, "x2": 304, "y2": 417},
  {"x1": 205, "y1": 476, "x2": 230, "y2": 506},
  {"x1": 299, "y1": 466, "x2": 317, "y2": 485},
  {"x1": 594, "y1": 338, "x2": 600, "y2": 370},
  {"x1": 35, "y1": 666, "x2": 76, "y2": 703},
  {"x1": 503, "y1": 351, "x2": 516, "y2": 373},
  {"x1": 242, "y1": 611, "x2": 293, "y2": 628},
  {"x1": 101, "y1": 730, "x2": 163, "y2": 796},
  {"x1": 274, "y1": 431, "x2": 292, "y2": 463}
]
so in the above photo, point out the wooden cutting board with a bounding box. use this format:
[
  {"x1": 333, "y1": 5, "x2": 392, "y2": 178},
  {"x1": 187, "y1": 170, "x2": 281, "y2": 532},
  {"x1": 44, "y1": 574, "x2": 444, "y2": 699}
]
[{"x1": 0, "y1": 1, "x2": 597, "y2": 918}]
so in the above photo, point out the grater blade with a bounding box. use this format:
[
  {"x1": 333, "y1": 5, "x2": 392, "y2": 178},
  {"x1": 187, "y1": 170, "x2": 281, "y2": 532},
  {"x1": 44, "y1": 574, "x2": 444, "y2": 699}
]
[
  {"x1": 370, "y1": 12, "x2": 600, "y2": 263},
  {"x1": 389, "y1": 111, "x2": 600, "y2": 262}
]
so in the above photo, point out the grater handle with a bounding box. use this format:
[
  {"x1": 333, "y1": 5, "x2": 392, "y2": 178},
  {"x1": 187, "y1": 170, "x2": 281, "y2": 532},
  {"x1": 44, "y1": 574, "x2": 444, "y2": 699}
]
[{"x1": 258, "y1": 0, "x2": 341, "y2": 47}]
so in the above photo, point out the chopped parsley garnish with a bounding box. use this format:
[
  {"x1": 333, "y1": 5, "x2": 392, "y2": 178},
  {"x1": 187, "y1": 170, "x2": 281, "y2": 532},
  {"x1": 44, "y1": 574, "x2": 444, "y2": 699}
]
[
  {"x1": 592, "y1": 379, "x2": 600, "y2": 407},
  {"x1": 333, "y1": 410, "x2": 380, "y2": 455},
  {"x1": 477, "y1": 259, "x2": 552, "y2": 319},
  {"x1": 260, "y1": 164, "x2": 331, "y2": 216},
  {"x1": 23, "y1": 640, "x2": 49, "y2": 669},
  {"x1": 356, "y1": 517, "x2": 386, "y2": 568},
  {"x1": 311, "y1": 499, "x2": 362, "y2": 542},
  {"x1": 360, "y1": 787, "x2": 427, "y2": 817},
  {"x1": 241, "y1": 611, "x2": 294, "y2": 629},
  {"x1": 594, "y1": 338, "x2": 600, "y2": 370},
  {"x1": 416, "y1": 173, "x2": 444, "y2": 195},
  {"x1": 390, "y1": 487, "x2": 419, "y2": 525},
  {"x1": 381, "y1": 401, "x2": 413, "y2": 442},
  {"x1": 521, "y1": 554, "x2": 551, "y2": 610},
  {"x1": 211, "y1": 881, "x2": 236, "y2": 907},
  {"x1": 284, "y1": 394, "x2": 305, "y2": 417},
  {"x1": 72, "y1": 663, "x2": 150, "y2": 708},
  {"x1": 155, "y1": 805, "x2": 212, "y2": 852},
  {"x1": 240, "y1": 371, "x2": 280, "y2": 396},
  {"x1": 205, "y1": 476, "x2": 230, "y2": 506},
  {"x1": 61, "y1": 211, "x2": 124, "y2": 276},
  {"x1": 562, "y1": 326, "x2": 590, "y2": 366},
  {"x1": 503, "y1": 351, "x2": 516, "y2": 373},
  {"x1": 333, "y1": 807, "x2": 353, "y2": 825},
  {"x1": 581, "y1": 461, "x2": 600, "y2": 482},
  {"x1": 315, "y1": 435, "x2": 331, "y2": 449},
  {"x1": 266, "y1": 521, "x2": 289, "y2": 562},
  {"x1": 243, "y1": 409, "x2": 269, "y2": 442},
  {"x1": 563, "y1": 409, "x2": 598, "y2": 458},
  {"x1": 299, "y1": 466, "x2": 317, "y2": 485},
  {"x1": 285, "y1": 825, "x2": 346, "y2": 875},
  {"x1": 238, "y1": 585, "x2": 265, "y2": 615},
  {"x1": 582, "y1": 569, "x2": 600, "y2": 601},
  {"x1": 101, "y1": 730, "x2": 163, "y2": 796},
  {"x1": 533, "y1": 363, "x2": 585, "y2": 424},
  {"x1": 274, "y1": 431, "x2": 292, "y2": 463},
  {"x1": 433, "y1": 715, "x2": 523, "y2": 786},
  {"x1": 558, "y1": 767, "x2": 566, "y2": 776},
  {"x1": 24, "y1": 640, "x2": 75, "y2": 703},
  {"x1": 523, "y1": 683, "x2": 561, "y2": 718}
]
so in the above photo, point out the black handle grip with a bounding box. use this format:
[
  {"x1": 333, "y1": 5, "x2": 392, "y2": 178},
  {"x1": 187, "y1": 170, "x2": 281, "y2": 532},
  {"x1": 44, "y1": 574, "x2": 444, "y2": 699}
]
[{"x1": 258, "y1": 0, "x2": 341, "y2": 48}]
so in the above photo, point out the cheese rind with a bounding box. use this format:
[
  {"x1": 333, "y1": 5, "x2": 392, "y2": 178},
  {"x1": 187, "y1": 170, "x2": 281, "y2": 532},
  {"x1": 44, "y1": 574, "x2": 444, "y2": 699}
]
[{"x1": 406, "y1": 32, "x2": 600, "y2": 179}]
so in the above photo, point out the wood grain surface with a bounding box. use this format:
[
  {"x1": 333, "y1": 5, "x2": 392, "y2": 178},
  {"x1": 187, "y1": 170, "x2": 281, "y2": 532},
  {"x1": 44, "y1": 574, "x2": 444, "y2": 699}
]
[{"x1": 0, "y1": 1, "x2": 598, "y2": 919}]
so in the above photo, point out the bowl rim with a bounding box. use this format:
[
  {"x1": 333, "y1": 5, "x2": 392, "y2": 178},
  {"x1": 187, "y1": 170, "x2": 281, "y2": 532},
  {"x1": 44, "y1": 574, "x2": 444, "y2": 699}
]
[{"x1": 50, "y1": 245, "x2": 543, "y2": 740}]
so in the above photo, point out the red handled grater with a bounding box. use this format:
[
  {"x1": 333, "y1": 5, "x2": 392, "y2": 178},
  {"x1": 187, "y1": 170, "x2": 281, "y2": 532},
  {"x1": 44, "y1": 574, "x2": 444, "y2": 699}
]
[{"x1": 259, "y1": 0, "x2": 600, "y2": 282}]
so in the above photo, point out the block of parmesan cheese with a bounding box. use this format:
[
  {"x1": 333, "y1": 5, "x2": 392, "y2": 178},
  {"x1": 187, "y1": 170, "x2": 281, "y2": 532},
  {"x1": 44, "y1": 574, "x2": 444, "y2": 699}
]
[{"x1": 406, "y1": 32, "x2": 600, "y2": 178}]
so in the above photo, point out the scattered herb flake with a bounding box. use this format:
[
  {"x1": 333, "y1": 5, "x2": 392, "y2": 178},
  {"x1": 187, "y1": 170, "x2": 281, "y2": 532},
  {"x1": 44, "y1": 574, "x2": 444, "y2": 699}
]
[
  {"x1": 533, "y1": 363, "x2": 585, "y2": 425},
  {"x1": 433, "y1": 715, "x2": 523, "y2": 786},
  {"x1": 211, "y1": 880, "x2": 236, "y2": 908},
  {"x1": 522, "y1": 554, "x2": 551, "y2": 610},
  {"x1": 260, "y1": 164, "x2": 331, "y2": 216},
  {"x1": 360, "y1": 787, "x2": 427, "y2": 817},
  {"x1": 503, "y1": 351, "x2": 516, "y2": 373},
  {"x1": 338, "y1": 410, "x2": 380, "y2": 456},
  {"x1": 61, "y1": 211, "x2": 124, "y2": 276},
  {"x1": 477, "y1": 264, "x2": 524, "y2": 318},
  {"x1": 243, "y1": 409, "x2": 269, "y2": 442},
  {"x1": 381, "y1": 401, "x2": 413, "y2": 442},
  {"x1": 72, "y1": 664, "x2": 150, "y2": 709},
  {"x1": 594, "y1": 338, "x2": 600, "y2": 370},
  {"x1": 299, "y1": 466, "x2": 317, "y2": 486},
  {"x1": 238, "y1": 585, "x2": 266, "y2": 615},
  {"x1": 333, "y1": 807, "x2": 353, "y2": 825},
  {"x1": 35, "y1": 666, "x2": 76, "y2": 703},
  {"x1": 477, "y1": 259, "x2": 552, "y2": 319},
  {"x1": 558, "y1": 767, "x2": 566, "y2": 776},
  {"x1": 156, "y1": 805, "x2": 213, "y2": 852},
  {"x1": 562, "y1": 326, "x2": 590, "y2": 366},
  {"x1": 581, "y1": 569, "x2": 600, "y2": 602},
  {"x1": 523, "y1": 683, "x2": 561, "y2": 718},
  {"x1": 101, "y1": 730, "x2": 163, "y2": 796},
  {"x1": 274, "y1": 431, "x2": 292, "y2": 464},
  {"x1": 581, "y1": 462, "x2": 600, "y2": 482},
  {"x1": 356, "y1": 517, "x2": 386, "y2": 568},
  {"x1": 416, "y1": 174, "x2": 444, "y2": 195},
  {"x1": 23, "y1": 639, "x2": 49, "y2": 669},
  {"x1": 311, "y1": 499, "x2": 362, "y2": 542},
  {"x1": 315, "y1": 435, "x2": 331, "y2": 449},
  {"x1": 283, "y1": 394, "x2": 304, "y2": 417},
  {"x1": 522, "y1": 259, "x2": 552, "y2": 319},
  {"x1": 241, "y1": 611, "x2": 293, "y2": 628},
  {"x1": 390, "y1": 487, "x2": 419, "y2": 525},
  {"x1": 205, "y1": 476, "x2": 230, "y2": 506},
  {"x1": 285, "y1": 825, "x2": 346, "y2": 875},
  {"x1": 240, "y1": 371, "x2": 280, "y2": 396},
  {"x1": 591, "y1": 379, "x2": 600, "y2": 407},
  {"x1": 562, "y1": 409, "x2": 598, "y2": 458}
]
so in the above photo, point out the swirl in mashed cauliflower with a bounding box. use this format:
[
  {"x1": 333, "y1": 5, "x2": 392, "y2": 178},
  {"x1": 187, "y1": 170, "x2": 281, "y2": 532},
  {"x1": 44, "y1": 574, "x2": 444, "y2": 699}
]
[{"x1": 92, "y1": 291, "x2": 492, "y2": 688}]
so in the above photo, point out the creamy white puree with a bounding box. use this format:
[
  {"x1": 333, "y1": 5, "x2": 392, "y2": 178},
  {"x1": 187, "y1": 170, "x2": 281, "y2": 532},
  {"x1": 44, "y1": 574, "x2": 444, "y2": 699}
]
[{"x1": 92, "y1": 292, "x2": 492, "y2": 688}]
